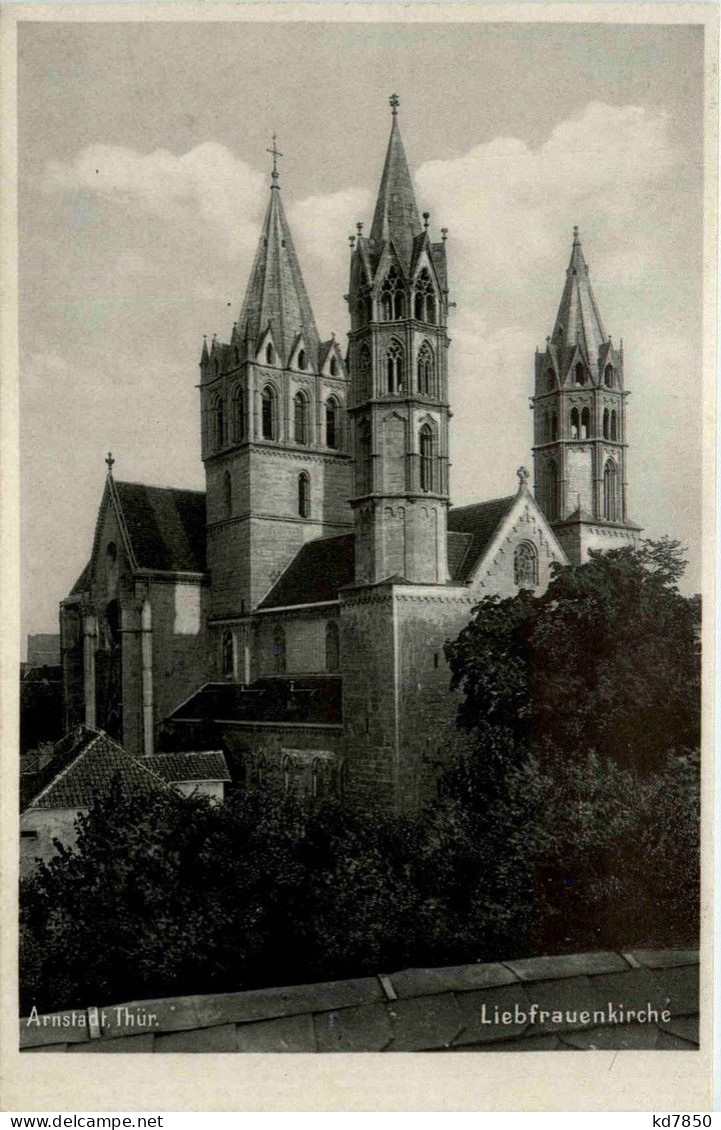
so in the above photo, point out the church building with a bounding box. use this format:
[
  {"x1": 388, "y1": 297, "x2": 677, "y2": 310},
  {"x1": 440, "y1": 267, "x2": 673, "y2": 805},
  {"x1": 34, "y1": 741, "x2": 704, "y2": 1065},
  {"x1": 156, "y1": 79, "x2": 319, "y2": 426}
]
[{"x1": 59, "y1": 97, "x2": 639, "y2": 811}]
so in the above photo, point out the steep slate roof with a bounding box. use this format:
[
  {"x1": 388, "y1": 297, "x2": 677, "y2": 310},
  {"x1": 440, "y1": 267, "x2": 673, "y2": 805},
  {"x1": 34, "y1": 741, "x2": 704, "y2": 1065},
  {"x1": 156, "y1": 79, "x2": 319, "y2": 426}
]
[
  {"x1": 551, "y1": 227, "x2": 608, "y2": 361},
  {"x1": 235, "y1": 176, "x2": 320, "y2": 368},
  {"x1": 446, "y1": 496, "x2": 517, "y2": 582},
  {"x1": 144, "y1": 751, "x2": 230, "y2": 783},
  {"x1": 113, "y1": 481, "x2": 206, "y2": 573},
  {"x1": 257, "y1": 533, "x2": 355, "y2": 610},
  {"x1": 369, "y1": 106, "x2": 423, "y2": 269},
  {"x1": 70, "y1": 561, "x2": 91, "y2": 595},
  {"x1": 26, "y1": 728, "x2": 170, "y2": 810}
]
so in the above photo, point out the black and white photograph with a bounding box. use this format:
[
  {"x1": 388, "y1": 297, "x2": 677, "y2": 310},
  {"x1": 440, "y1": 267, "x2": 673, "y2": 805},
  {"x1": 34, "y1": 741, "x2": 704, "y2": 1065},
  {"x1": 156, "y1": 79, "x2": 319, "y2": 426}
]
[{"x1": 3, "y1": 3, "x2": 716, "y2": 1113}]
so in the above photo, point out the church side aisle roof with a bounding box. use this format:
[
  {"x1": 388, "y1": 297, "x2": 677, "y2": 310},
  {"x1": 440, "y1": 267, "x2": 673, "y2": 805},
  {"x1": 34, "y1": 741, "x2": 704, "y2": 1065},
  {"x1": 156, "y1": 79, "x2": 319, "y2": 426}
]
[
  {"x1": 257, "y1": 533, "x2": 355, "y2": 610},
  {"x1": 447, "y1": 496, "x2": 517, "y2": 582}
]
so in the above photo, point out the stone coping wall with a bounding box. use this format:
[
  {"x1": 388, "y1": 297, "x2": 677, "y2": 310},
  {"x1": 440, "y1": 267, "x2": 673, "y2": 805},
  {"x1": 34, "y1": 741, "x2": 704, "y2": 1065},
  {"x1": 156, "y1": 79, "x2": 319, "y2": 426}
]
[{"x1": 20, "y1": 949, "x2": 698, "y2": 1053}]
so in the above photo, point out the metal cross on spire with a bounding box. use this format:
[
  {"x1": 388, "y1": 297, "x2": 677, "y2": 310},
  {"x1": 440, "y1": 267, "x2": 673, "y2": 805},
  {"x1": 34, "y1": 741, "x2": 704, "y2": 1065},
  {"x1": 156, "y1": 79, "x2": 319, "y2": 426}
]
[
  {"x1": 389, "y1": 93, "x2": 399, "y2": 116},
  {"x1": 267, "y1": 134, "x2": 283, "y2": 183},
  {"x1": 105, "y1": 451, "x2": 115, "y2": 475}
]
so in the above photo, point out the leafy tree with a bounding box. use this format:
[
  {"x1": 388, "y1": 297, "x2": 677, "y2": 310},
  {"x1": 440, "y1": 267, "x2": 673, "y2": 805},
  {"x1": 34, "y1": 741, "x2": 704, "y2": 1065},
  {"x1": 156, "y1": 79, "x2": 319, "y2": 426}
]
[{"x1": 445, "y1": 538, "x2": 700, "y2": 774}]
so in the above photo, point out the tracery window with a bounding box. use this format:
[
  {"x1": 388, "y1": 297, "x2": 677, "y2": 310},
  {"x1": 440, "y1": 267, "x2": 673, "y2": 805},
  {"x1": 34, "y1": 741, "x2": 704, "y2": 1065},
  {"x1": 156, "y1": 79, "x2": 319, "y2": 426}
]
[
  {"x1": 603, "y1": 459, "x2": 619, "y2": 521},
  {"x1": 294, "y1": 390, "x2": 309, "y2": 445},
  {"x1": 417, "y1": 342, "x2": 435, "y2": 396},
  {"x1": 419, "y1": 423, "x2": 435, "y2": 492},
  {"x1": 298, "y1": 472, "x2": 310, "y2": 518},
  {"x1": 381, "y1": 267, "x2": 404, "y2": 321},
  {"x1": 514, "y1": 541, "x2": 538, "y2": 588},
  {"x1": 325, "y1": 397, "x2": 339, "y2": 449},
  {"x1": 413, "y1": 268, "x2": 436, "y2": 323},
  {"x1": 386, "y1": 340, "x2": 403, "y2": 394},
  {"x1": 261, "y1": 385, "x2": 277, "y2": 440}
]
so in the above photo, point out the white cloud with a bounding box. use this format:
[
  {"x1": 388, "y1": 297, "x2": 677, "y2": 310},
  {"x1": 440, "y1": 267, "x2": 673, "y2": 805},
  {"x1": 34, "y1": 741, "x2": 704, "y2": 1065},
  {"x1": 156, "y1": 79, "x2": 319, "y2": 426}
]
[{"x1": 43, "y1": 141, "x2": 266, "y2": 259}]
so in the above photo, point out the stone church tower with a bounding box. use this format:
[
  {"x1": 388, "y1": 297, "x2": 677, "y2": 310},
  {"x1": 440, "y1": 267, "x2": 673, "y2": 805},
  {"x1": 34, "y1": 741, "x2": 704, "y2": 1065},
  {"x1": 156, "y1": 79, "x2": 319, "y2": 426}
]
[
  {"x1": 532, "y1": 227, "x2": 640, "y2": 563},
  {"x1": 199, "y1": 144, "x2": 353, "y2": 664},
  {"x1": 347, "y1": 95, "x2": 450, "y2": 585}
]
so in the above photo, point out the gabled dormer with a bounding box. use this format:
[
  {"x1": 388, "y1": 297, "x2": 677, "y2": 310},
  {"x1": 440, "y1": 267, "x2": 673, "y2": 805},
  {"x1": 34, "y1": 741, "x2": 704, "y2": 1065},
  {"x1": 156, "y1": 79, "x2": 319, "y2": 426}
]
[
  {"x1": 289, "y1": 332, "x2": 315, "y2": 374},
  {"x1": 255, "y1": 324, "x2": 279, "y2": 368}
]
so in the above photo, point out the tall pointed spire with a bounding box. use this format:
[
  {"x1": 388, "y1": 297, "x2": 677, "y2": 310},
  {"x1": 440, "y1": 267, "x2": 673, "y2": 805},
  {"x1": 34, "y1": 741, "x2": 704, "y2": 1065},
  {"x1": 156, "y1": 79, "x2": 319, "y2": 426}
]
[
  {"x1": 235, "y1": 139, "x2": 320, "y2": 366},
  {"x1": 551, "y1": 226, "x2": 608, "y2": 359},
  {"x1": 369, "y1": 94, "x2": 422, "y2": 267}
]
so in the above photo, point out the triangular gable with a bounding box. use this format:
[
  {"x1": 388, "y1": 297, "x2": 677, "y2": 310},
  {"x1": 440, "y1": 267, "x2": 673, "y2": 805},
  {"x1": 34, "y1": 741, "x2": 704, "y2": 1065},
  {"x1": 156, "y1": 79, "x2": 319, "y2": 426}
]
[
  {"x1": 319, "y1": 338, "x2": 345, "y2": 378},
  {"x1": 83, "y1": 477, "x2": 138, "y2": 598},
  {"x1": 466, "y1": 487, "x2": 568, "y2": 587},
  {"x1": 288, "y1": 332, "x2": 314, "y2": 373},
  {"x1": 255, "y1": 324, "x2": 278, "y2": 365}
]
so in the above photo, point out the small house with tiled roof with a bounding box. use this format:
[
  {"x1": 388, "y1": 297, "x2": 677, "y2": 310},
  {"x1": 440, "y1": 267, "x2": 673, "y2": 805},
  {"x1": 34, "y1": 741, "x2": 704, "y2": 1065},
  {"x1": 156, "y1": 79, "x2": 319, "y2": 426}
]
[
  {"x1": 20, "y1": 726, "x2": 230, "y2": 875},
  {"x1": 59, "y1": 97, "x2": 638, "y2": 810}
]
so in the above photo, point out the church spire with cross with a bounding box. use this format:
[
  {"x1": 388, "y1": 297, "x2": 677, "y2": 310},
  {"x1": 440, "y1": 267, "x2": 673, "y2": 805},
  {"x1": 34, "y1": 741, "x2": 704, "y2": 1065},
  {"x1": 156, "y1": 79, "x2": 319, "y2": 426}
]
[
  {"x1": 369, "y1": 93, "x2": 423, "y2": 267},
  {"x1": 233, "y1": 134, "x2": 320, "y2": 366}
]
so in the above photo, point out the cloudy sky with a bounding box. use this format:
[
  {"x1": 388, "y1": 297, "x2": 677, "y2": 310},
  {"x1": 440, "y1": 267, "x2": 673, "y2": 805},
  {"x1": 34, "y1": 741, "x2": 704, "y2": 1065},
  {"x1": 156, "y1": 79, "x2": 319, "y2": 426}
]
[{"x1": 18, "y1": 19, "x2": 704, "y2": 642}]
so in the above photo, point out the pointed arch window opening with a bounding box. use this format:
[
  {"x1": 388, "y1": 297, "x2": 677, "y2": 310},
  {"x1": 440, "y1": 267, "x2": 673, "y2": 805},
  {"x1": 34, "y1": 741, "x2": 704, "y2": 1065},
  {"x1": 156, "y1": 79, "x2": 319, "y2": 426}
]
[
  {"x1": 417, "y1": 342, "x2": 435, "y2": 396},
  {"x1": 223, "y1": 470, "x2": 232, "y2": 518},
  {"x1": 603, "y1": 459, "x2": 619, "y2": 522},
  {"x1": 221, "y1": 629, "x2": 234, "y2": 678},
  {"x1": 272, "y1": 625, "x2": 287, "y2": 674},
  {"x1": 358, "y1": 418, "x2": 372, "y2": 495},
  {"x1": 386, "y1": 341, "x2": 404, "y2": 394},
  {"x1": 414, "y1": 268, "x2": 436, "y2": 324},
  {"x1": 381, "y1": 267, "x2": 404, "y2": 322},
  {"x1": 212, "y1": 394, "x2": 224, "y2": 451},
  {"x1": 603, "y1": 408, "x2": 610, "y2": 440},
  {"x1": 580, "y1": 407, "x2": 590, "y2": 440},
  {"x1": 265, "y1": 341, "x2": 275, "y2": 365},
  {"x1": 419, "y1": 422, "x2": 435, "y2": 493},
  {"x1": 544, "y1": 459, "x2": 559, "y2": 521},
  {"x1": 325, "y1": 620, "x2": 340, "y2": 673},
  {"x1": 514, "y1": 541, "x2": 538, "y2": 589},
  {"x1": 325, "y1": 397, "x2": 339, "y2": 450},
  {"x1": 575, "y1": 363, "x2": 587, "y2": 387},
  {"x1": 232, "y1": 385, "x2": 245, "y2": 444},
  {"x1": 261, "y1": 385, "x2": 277, "y2": 441},
  {"x1": 298, "y1": 471, "x2": 311, "y2": 518},
  {"x1": 604, "y1": 364, "x2": 615, "y2": 388},
  {"x1": 358, "y1": 345, "x2": 372, "y2": 400},
  {"x1": 610, "y1": 410, "x2": 618, "y2": 441},
  {"x1": 294, "y1": 390, "x2": 309, "y2": 445},
  {"x1": 570, "y1": 407, "x2": 580, "y2": 440},
  {"x1": 298, "y1": 348, "x2": 307, "y2": 372}
]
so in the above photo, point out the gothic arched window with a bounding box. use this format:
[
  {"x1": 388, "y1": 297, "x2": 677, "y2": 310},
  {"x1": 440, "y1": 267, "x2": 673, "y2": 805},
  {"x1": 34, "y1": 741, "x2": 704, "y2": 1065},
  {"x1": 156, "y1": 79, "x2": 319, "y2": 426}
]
[
  {"x1": 298, "y1": 471, "x2": 310, "y2": 518},
  {"x1": 298, "y1": 348, "x2": 307, "y2": 371},
  {"x1": 544, "y1": 459, "x2": 559, "y2": 521},
  {"x1": 358, "y1": 418, "x2": 372, "y2": 494},
  {"x1": 603, "y1": 459, "x2": 619, "y2": 521},
  {"x1": 417, "y1": 342, "x2": 435, "y2": 396},
  {"x1": 514, "y1": 541, "x2": 538, "y2": 589},
  {"x1": 325, "y1": 620, "x2": 340, "y2": 673},
  {"x1": 261, "y1": 385, "x2": 277, "y2": 440},
  {"x1": 294, "y1": 390, "x2": 309, "y2": 445},
  {"x1": 325, "y1": 397, "x2": 339, "y2": 450},
  {"x1": 419, "y1": 422, "x2": 435, "y2": 492},
  {"x1": 604, "y1": 364, "x2": 615, "y2": 388},
  {"x1": 581, "y1": 406, "x2": 590, "y2": 440},
  {"x1": 570, "y1": 407, "x2": 580, "y2": 439},
  {"x1": 223, "y1": 470, "x2": 232, "y2": 517},
  {"x1": 381, "y1": 267, "x2": 403, "y2": 321},
  {"x1": 212, "y1": 394, "x2": 224, "y2": 451},
  {"x1": 575, "y1": 363, "x2": 586, "y2": 387},
  {"x1": 265, "y1": 341, "x2": 275, "y2": 365},
  {"x1": 272, "y1": 625, "x2": 286, "y2": 674},
  {"x1": 232, "y1": 385, "x2": 245, "y2": 444},
  {"x1": 386, "y1": 340, "x2": 403, "y2": 394},
  {"x1": 603, "y1": 408, "x2": 610, "y2": 439},
  {"x1": 414, "y1": 268, "x2": 436, "y2": 324},
  {"x1": 329, "y1": 356, "x2": 338, "y2": 377},
  {"x1": 610, "y1": 409, "x2": 618, "y2": 441},
  {"x1": 358, "y1": 345, "x2": 372, "y2": 399},
  {"x1": 221, "y1": 629, "x2": 234, "y2": 677}
]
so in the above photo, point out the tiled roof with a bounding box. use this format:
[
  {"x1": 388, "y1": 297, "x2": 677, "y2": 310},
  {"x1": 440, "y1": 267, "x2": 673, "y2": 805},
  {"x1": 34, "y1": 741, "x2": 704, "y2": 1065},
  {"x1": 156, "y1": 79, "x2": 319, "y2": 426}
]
[
  {"x1": 168, "y1": 677, "x2": 342, "y2": 727},
  {"x1": 447, "y1": 496, "x2": 516, "y2": 582},
  {"x1": 143, "y1": 751, "x2": 230, "y2": 783},
  {"x1": 27, "y1": 729, "x2": 169, "y2": 810},
  {"x1": 113, "y1": 481, "x2": 206, "y2": 573},
  {"x1": 257, "y1": 533, "x2": 354, "y2": 610},
  {"x1": 70, "y1": 561, "x2": 91, "y2": 594},
  {"x1": 20, "y1": 949, "x2": 699, "y2": 1053},
  {"x1": 369, "y1": 113, "x2": 422, "y2": 269},
  {"x1": 235, "y1": 183, "x2": 320, "y2": 367}
]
